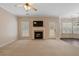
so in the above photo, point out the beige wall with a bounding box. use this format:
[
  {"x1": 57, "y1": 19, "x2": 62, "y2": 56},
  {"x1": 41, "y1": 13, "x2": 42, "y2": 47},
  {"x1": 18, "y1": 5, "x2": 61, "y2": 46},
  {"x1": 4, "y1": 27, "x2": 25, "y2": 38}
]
[
  {"x1": 18, "y1": 16, "x2": 60, "y2": 39},
  {"x1": 0, "y1": 7, "x2": 17, "y2": 47}
]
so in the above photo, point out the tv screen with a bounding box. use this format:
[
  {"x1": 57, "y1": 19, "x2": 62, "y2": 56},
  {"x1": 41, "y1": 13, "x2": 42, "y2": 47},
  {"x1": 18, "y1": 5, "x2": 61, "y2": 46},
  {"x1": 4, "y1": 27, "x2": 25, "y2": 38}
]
[{"x1": 33, "y1": 21, "x2": 43, "y2": 27}]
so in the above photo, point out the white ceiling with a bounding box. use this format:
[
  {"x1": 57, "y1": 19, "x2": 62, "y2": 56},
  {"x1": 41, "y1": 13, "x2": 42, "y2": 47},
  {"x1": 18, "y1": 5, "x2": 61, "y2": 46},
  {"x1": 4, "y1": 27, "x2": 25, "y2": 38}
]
[{"x1": 0, "y1": 3, "x2": 79, "y2": 17}]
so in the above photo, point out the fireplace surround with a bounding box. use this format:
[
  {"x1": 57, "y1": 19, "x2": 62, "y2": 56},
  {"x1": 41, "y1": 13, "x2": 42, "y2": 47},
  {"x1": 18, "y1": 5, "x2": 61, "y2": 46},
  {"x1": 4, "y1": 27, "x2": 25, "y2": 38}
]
[{"x1": 29, "y1": 17, "x2": 48, "y2": 40}]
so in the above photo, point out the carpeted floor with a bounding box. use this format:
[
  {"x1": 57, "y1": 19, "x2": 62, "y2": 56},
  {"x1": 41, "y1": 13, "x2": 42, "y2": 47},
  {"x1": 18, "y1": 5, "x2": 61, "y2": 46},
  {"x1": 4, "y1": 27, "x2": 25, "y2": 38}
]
[{"x1": 0, "y1": 39, "x2": 79, "y2": 56}]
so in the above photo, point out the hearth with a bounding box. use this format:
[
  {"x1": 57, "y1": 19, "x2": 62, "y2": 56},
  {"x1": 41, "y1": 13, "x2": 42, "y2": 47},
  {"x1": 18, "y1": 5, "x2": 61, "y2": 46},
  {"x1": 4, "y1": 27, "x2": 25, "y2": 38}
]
[{"x1": 34, "y1": 31, "x2": 43, "y2": 39}]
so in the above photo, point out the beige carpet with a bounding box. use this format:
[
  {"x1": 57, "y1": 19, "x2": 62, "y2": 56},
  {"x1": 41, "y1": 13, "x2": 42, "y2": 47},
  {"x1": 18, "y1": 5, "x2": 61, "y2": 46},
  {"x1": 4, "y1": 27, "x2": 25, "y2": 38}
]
[{"x1": 0, "y1": 39, "x2": 79, "y2": 56}]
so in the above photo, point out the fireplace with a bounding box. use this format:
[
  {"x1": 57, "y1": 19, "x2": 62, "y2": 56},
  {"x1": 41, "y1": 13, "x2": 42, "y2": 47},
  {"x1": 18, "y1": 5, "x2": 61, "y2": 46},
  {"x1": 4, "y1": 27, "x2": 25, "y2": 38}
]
[{"x1": 34, "y1": 31, "x2": 43, "y2": 39}]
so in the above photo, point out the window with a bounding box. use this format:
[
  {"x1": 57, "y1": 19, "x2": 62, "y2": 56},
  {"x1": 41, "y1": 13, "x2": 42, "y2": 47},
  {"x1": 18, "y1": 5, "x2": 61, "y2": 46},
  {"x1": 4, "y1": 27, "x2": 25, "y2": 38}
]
[
  {"x1": 21, "y1": 21, "x2": 29, "y2": 37},
  {"x1": 49, "y1": 21, "x2": 56, "y2": 38},
  {"x1": 61, "y1": 18, "x2": 79, "y2": 34},
  {"x1": 73, "y1": 19, "x2": 79, "y2": 34},
  {"x1": 62, "y1": 23, "x2": 72, "y2": 33}
]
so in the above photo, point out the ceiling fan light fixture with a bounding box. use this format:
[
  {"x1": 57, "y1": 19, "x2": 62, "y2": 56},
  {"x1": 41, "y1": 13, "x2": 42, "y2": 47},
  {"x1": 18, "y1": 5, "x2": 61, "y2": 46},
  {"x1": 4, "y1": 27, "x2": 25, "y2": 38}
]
[
  {"x1": 16, "y1": 3, "x2": 37, "y2": 12},
  {"x1": 24, "y1": 5, "x2": 31, "y2": 11}
]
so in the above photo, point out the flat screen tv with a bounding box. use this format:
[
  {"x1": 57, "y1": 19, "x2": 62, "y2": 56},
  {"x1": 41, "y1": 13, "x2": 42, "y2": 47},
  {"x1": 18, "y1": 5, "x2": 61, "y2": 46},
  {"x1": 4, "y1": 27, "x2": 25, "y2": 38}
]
[{"x1": 33, "y1": 21, "x2": 43, "y2": 27}]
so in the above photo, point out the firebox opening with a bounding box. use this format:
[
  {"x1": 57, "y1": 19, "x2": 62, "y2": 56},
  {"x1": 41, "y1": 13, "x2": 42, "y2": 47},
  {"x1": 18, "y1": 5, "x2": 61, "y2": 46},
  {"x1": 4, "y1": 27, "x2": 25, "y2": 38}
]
[{"x1": 34, "y1": 31, "x2": 43, "y2": 39}]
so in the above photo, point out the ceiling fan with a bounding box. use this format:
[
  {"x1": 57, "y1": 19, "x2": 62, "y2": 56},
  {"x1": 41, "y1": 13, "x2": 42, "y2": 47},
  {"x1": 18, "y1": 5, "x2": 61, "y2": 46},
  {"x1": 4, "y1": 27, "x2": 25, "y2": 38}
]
[{"x1": 16, "y1": 3, "x2": 37, "y2": 12}]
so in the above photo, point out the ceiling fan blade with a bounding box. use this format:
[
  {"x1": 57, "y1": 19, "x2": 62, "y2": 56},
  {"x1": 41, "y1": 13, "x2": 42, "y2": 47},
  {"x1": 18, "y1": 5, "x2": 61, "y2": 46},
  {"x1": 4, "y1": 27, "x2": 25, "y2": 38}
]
[
  {"x1": 15, "y1": 3, "x2": 37, "y2": 11},
  {"x1": 15, "y1": 4, "x2": 24, "y2": 7},
  {"x1": 29, "y1": 5, "x2": 37, "y2": 11}
]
